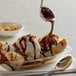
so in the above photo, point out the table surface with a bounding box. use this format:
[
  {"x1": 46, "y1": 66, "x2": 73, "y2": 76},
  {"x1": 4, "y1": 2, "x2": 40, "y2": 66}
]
[{"x1": 0, "y1": 0, "x2": 76, "y2": 76}]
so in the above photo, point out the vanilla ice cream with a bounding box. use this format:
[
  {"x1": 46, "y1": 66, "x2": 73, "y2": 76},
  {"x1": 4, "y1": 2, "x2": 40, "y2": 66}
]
[{"x1": 13, "y1": 34, "x2": 41, "y2": 60}]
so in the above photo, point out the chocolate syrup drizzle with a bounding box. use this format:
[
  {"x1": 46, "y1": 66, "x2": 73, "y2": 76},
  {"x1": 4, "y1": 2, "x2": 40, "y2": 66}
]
[
  {"x1": 6, "y1": 63, "x2": 15, "y2": 71},
  {"x1": 0, "y1": 50, "x2": 8, "y2": 61},
  {"x1": 29, "y1": 36, "x2": 36, "y2": 59},
  {"x1": 13, "y1": 43, "x2": 27, "y2": 60},
  {"x1": 40, "y1": 7, "x2": 57, "y2": 56},
  {"x1": 41, "y1": 7, "x2": 55, "y2": 35},
  {"x1": 40, "y1": 34, "x2": 57, "y2": 56},
  {"x1": 19, "y1": 37, "x2": 27, "y2": 54},
  {"x1": 7, "y1": 45, "x2": 10, "y2": 52},
  {"x1": 13, "y1": 43, "x2": 20, "y2": 52}
]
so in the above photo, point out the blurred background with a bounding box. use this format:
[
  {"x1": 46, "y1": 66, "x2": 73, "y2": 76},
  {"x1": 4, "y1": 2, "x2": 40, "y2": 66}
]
[{"x1": 0, "y1": 0, "x2": 75, "y2": 57}]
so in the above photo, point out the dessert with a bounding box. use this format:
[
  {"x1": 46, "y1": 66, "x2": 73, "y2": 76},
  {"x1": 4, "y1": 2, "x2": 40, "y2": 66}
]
[
  {"x1": 0, "y1": 34, "x2": 67, "y2": 70},
  {"x1": 0, "y1": 33, "x2": 67, "y2": 71}
]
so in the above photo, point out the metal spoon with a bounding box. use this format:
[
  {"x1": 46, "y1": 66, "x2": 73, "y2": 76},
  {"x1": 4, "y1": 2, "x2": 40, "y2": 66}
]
[
  {"x1": 44, "y1": 56, "x2": 72, "y2": 76},
  {"x1": 40, "y1": 0, "x2": 55, "y2": 35}
]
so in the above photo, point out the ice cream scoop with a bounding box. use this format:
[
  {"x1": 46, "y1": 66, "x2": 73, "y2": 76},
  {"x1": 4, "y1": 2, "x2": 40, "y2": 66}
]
[{"x1": 13, "y1": 34, "x2": 41, "y2": 60}]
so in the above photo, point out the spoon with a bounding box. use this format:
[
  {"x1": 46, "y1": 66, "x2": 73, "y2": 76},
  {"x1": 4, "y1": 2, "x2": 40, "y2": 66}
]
[
  {"x1": 40, "y1": 0, "x2": 55, "y2": 35},
  {"x1": 44, "y1": 56, "x2": 72, "y2": 76}
]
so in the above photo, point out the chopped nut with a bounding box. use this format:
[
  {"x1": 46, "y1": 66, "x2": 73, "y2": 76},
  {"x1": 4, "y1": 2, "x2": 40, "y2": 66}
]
[{"x1": 0, "y1": 26, "x2": 20, "y2": 31}]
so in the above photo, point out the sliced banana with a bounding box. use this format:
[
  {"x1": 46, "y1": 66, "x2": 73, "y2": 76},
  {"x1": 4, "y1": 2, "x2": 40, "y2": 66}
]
[
  {"x1": 5, "y1": 51, "x2": 25, "y2": 66},
  {"x1": 52, "y1": 39, "x2": 67, "y2": 55}
]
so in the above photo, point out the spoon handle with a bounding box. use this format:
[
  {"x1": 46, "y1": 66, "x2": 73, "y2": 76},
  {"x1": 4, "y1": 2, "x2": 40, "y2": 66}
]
[
  {"x1": 53, "y1": 69, "x2": 76, "y2": 74},
  {"x1": 40, "y1": 0, "x2": 44, "y2": 8},
  {"x1": 43, "y1": 69, "x2": 58, "y2": 76},
  {"x1": 44, "y1": 69, "x2": 76, "y2": 76}
]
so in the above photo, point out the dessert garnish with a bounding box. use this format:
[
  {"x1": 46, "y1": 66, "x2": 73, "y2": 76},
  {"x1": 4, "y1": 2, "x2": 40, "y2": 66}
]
[{"x1": 0, "y1": 26, "x2": 20, "y2": 31}]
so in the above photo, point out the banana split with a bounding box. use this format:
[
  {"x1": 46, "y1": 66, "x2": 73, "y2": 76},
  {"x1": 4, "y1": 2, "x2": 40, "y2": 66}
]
[{"x1": 0, "y1": 33, "x2": 67, "y2": 71}]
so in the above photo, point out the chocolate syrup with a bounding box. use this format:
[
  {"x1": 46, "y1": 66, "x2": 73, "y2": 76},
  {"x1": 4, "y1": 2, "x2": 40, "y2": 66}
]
[
  {"x1": 40, "y1": 7, "x2": 56, "y2": 56},
  {"x1": 13, "y1": 43, "x2": 27, "y2": 60},
  {"x1": 0, "y1": 61, "x2": 15, "y2": 71},
  {"x1": 0, "y1": 50, "x2": 8, "y2": 61},
  {"x1": 49, "y1": 20, "x2": 54, "y2": 35},
  {"x1": 40, "y1": 51, "x2": 46, "y2": 57},
  {"x1": 41, "y1": 7, "x2": 54, "y2": 20},
  {"x1": 19, "y1": 37, "x2": 27, "y2": 54},
  {"x1": 10, "y1": 53, "x2": 13, "y2": 61},
  {"x1": 7, "y1": 45, "x2": 10, "y2": 52},
  {"x1": 41, "y1": 7, "x2": 55, "y2": 35},
  {"x1": 40, "y1": 34, "x2": 57, "y2": 56},
  {"x1": 29, "y1": 36, "x2": 36, "y2": 59},
  {"x1": 6, "y1": 63, "x2": 15, "y2": 71},
  {"x1": 21, "y1": 54, "x2": 27, "y2": 60},
  {"x1": 18, "y1": 35, "x2": 36, "y2": 60},
  {"x1": 13, "y1": 43, "x2": 20, "y2": 52}
]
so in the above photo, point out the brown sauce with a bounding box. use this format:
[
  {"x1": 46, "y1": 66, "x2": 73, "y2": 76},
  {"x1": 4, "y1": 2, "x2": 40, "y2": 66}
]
[
  {"x1": 7, "y1": 45, "x2": 10, "y2": 52},
  {"x1": 40, "y1": 34, "x2": 57, "y2": 56},
  {"x1": 13, "y1": 43, "x2": 20, "y2": 52},
  {"x1": 19, "y1": 37, "x2": 27, "y2": 54},
  {"x1": 41, "y1": 7, "x2": 55, "y2": 35},
  {"x1": 6, "y1": 63, "x2": 15, "y2": 71},
  {"x1": 40, "y1": 7, "x2": 57, "y2": 56},
  {"x1": 0, "y1": 50, "x2": 8, "y2": 61},
  {"x1": 29, "y1": 36, "x2": 36, "y2": 59}
]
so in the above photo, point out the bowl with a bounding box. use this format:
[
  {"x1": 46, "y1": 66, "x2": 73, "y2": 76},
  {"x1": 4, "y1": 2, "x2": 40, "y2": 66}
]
[{"x1": 0, "y1": 22, "x2": 23, "y2": 37}]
